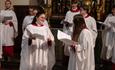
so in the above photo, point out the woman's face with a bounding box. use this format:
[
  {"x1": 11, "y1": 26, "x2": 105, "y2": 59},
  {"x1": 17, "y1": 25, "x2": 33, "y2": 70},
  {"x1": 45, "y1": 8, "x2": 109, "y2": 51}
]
[
  {"x1": 5, "y1": 1, "x2": 11, "y2": 9},
  {"x1": 36, "y1": 14, "x2": 46, "y2": 23}
]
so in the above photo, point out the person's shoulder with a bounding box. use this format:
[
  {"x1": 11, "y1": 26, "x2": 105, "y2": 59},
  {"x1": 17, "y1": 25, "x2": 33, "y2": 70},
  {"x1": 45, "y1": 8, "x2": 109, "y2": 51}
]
[
  {"x1": 88, "y1": 15, "x2": 92, "y2": 18},
  {"x1": 107, "y1": 14, "x2": 113, "y2": 17},
  {"x1": 8, "y1": 10, "x2": 16, "y2": 14},
  {"x1": 66, "y1": 10, "x2": 71, "y2": 14},
  {"x1": 82, "y1": 28, "x2": 90, "y2": 32},
  {"x1": 0, "y1": 10, "x2": 5, "y2": 13},
  {"x1": 88, "y1": 16, "x2": 96, "y2": 22},
  {"x1": 105, "y1": 14, "x2": 113, "y2": 19},
  {"x1": 26, "y1": 24, "x2": 33, "y2": 28},
  {"x1": 82, "y1": 29, "x2": 92, "y2": 35},
  {"x1": 24, "y1": 16, "x2": 30, "y2": 19}
]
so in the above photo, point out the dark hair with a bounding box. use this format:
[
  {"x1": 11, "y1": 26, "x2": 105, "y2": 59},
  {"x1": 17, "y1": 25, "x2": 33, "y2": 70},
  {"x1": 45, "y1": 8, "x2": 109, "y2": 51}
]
[
  {"x1": 73, "y1": 14, "x2": 85, "y2": 27},
  {"x1": 26, "y1": 6, "x2": 34, "y2": 15},
  {"x1": 31, "y1": 9, "x2": 45, "y2": 24},
  {"x1": 72, "y1": 14, "x2": 86, "y2": 41},
  {"x1": 112, "y1": 5, "x2": 115, "y2": 9},
  {"x1": 71, "y1": 2, "x2": 78, "y2": 5}
]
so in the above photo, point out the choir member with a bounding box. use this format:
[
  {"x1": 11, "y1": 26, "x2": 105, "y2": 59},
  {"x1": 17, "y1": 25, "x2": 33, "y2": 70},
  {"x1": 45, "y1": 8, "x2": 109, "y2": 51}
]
[
  {"x1": 101, "y1": 5, "x2": 115, "y2": 70},
  {"x1": 63, "y1": 2, "x2": 80, "y2": 56},
  {"x1": 68, "y1": 14, "x2": 95, "y2": 70},
  {"x1": 0, "y1": 0, "x2": 18, "y2": 60},
  {"x1": 80, "y1": 5, "x2": 97, "y2": 47},
  {"x1": 20, "y1": 9, "x2": 55, "y2": 70}
]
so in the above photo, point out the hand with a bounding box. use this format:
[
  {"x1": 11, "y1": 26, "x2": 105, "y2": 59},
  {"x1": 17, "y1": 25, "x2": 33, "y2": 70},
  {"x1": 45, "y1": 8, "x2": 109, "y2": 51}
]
[
  {"x1": 70, "y1": 44, "x2": 76, "y2": 52},
  {"x1": 28, "y1": 38, "x2": 32, "y2": 45},
  {"x1": 4, "y1": 20, "x2": 12, "y2": 25},
  {"x1": 9, "y1": 21, "x2": 13, "y2": 26},
  {"x1": 47, "y1": 38, "x2": 52, "y2": 47},
  {"x1": 30, "y1": 34, "x2": 36, "y2": 39}
]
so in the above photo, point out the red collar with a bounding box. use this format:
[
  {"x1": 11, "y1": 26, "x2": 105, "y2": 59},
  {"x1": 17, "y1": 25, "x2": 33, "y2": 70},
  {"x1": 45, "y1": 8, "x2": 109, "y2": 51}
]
[
  {"x1": 70, "y1": 8, "x2": 80, "y2": 12},
  {"x1": 84, "y1": 14, "x2": 89, "y2": 18},
  {"x1": 32, "y1": 23, "x2": 44, "y2": 27}
]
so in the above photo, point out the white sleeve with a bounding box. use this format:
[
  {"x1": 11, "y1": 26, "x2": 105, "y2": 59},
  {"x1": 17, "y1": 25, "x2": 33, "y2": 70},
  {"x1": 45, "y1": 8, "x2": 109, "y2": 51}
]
[
  {"x1": 12, "y1": 11, "x2": 18, "y2": 33},
  {"x1": 103, "y1": 16, "x2": 111, "y2": 28},
  {"x1": 21, "y1": 27, "x2": 31, "y2": 50},
  {"x1": 22, "y1": 17, "x2": 27, "y2": 31},
  {"x1": 64, "y1": 11, "x2": 69, "y2": 22}
]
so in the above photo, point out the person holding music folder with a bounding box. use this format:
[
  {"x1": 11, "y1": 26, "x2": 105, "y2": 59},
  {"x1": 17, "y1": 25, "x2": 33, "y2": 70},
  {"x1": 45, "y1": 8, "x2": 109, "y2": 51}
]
[
  {"x1": 0, "y1": 0, "x2": 18, "y2": 61},
  {"x1": 100, "y1": 5, "x2": 115, "y2": 70},
  {"x1": 20, "y1": 9, "x2": 55, "y2": 70},
  {"x1": 62, "y1": 3, "x2": 80, "y2": 64},
  {"x1": 67, "y1": 14, "x2": 95, "y2": 70}
]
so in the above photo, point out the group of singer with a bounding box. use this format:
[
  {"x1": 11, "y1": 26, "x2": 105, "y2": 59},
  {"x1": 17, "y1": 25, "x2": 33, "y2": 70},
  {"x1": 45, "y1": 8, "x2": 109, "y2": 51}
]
[{"x1": 0, "y1": 0, "x2": 115, "y2": 70}]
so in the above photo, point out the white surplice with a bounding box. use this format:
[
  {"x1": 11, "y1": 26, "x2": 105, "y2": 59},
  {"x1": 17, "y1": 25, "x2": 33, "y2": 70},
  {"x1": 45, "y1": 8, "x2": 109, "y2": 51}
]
[
  {"x1": 101, "y1": 14, "x2": 115, "y2": 63},
  {"x1": 0, "y1": 9, "x2": 18, "y2": 46},
  {"x1": 64, "y1": 10, "x2": 80, "y2": 35},
  {"x1": 20, "y1": 24, "x2": 55, "y2": 70},
  {"x1": 84, "y1": 15, "x2": 97, "y2": 47},
  {"x1": 22, "y1": 15, "x2": 34, "y2": 31},
  {"x1": 68, "y1": 29, "x2": 95, "y2": 70}
]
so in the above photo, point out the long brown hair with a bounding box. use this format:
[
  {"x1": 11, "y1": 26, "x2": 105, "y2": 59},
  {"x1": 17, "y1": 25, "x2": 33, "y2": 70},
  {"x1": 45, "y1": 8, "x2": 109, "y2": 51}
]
[{"x1": 72, "y1": 14, "x2": 86, "y2": 42}]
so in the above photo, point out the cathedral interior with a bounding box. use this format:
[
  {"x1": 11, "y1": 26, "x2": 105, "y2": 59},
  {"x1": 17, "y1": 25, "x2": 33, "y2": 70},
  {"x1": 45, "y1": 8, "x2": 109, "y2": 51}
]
[{"x1": 0, "y1": 0, "x2": 115, "y2": 70}]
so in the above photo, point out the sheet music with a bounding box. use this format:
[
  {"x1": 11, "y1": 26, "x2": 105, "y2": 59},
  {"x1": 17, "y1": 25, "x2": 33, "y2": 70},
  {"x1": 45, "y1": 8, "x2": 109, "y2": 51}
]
[
  {"x1": 57, "y1": 30, "x2": 77, "y2": 45},
  {"x1": 31, "y1": 34, "x2": 44, "y2": 40},
  {"x1": 26, "y1": 28, "x2": 44, "y2": 40},
  {"x1": 4, "y1": 16, "x2": 12, "y2": 21}
]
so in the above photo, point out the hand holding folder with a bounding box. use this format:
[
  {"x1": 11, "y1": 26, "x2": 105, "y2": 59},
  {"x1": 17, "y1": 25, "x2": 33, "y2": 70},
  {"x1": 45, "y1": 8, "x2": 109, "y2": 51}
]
[{"x1": 57, "y1": 30, "x2": 78, "y2": 45}]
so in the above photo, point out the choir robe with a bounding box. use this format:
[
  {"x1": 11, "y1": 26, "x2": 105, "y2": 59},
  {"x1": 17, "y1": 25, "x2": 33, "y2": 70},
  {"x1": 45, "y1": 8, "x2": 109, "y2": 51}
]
[
  {"x1": 63, "y1": 10, "x2": 80, "y2": 56},
  {"x1": 0, "y1": 9, "x2": 18, "y2": 56},
  {"x1": 101, "y1": 14, "x2": 115, "y2": 63},
  {"x1": 84, "y1": 15, "x2": 97, "y2": 47},
  {"x1": 68, "y1": 29, "x2": 95, "y2": 70},
  {"x1": 22, "y1": 15, "x2": 34, "y2": 31},
  {"x1": 20, "y1": 24, "x2": 55, "y2": 70}
]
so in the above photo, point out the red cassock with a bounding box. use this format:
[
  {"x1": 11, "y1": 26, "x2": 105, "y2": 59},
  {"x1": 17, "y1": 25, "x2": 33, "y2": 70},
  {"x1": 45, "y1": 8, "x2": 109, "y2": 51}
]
[
  {"x1": 3, "y1": 45, "x2": 14, "y2": 57},
  {"x1": 112, "y1": 63, "x2": 115, "y2": 70}
]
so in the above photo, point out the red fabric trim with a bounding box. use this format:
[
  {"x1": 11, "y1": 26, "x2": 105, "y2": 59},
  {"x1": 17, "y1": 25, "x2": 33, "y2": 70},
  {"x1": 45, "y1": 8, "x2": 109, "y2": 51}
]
[
  {"x1": 112, "y1": 63, "x2": 115, "y2": 70},
  {"x1": 32, "y1": 23, "x2": 44, "y2": 27},
  {"x1": 70, "y1": 9, "x2": 80, "y2": 12},
  {"x1": 3, "y1": 46, "x2": 14, "y2": 57},
  {"x1": 84, "y1": 14, "x2": 89, "y2": 18},
  {"x1": 4, "y1": 22, "x2": 13, "y2": 27},
  {"x1": 32, "y1": 23, "x2": 37, "y2": 26}
]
